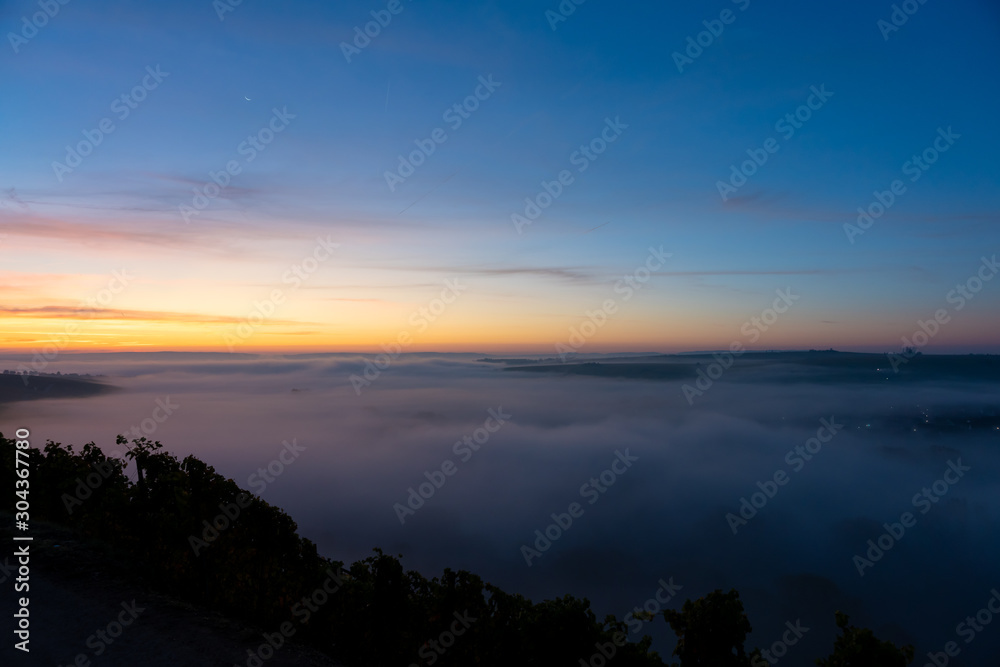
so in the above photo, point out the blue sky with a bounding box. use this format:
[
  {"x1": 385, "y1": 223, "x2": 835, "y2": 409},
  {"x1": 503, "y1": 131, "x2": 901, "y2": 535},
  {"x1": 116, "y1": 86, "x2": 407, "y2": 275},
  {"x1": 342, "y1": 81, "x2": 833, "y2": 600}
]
[{"x1": 1, "y1": 0, "x2": 998, "y2": 352}]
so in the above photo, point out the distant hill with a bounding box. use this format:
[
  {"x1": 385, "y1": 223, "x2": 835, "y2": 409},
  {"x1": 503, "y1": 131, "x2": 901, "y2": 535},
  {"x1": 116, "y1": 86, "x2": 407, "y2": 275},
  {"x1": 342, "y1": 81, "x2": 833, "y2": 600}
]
[
  {"x1": 0, "y1": 372, "x2": 116, "y2": 406},
  {"x1": 503, "y1": 350, "x2": 1000, "y2": 384}
]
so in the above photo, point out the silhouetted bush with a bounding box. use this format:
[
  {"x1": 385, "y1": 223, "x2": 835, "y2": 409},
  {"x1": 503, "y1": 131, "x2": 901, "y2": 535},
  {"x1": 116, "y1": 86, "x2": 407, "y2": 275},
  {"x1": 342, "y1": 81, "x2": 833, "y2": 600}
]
[
  {"x1": 1, "y1": 433, "x2": 913, "y2": 666},
  {"x1": 1, "y1": 433, "x2": 662, "y2": 666},
  {"x1": 815, "y1": 612, "x2": 914, "y2": 666},
  {"x1": 663, "y1": 588, "x2": 759, "y2": 666}
]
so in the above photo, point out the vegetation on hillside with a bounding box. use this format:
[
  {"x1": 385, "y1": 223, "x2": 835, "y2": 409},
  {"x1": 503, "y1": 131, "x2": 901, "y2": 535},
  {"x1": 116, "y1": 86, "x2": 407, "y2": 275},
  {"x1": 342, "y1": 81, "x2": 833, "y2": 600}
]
[{"x1": 1, "y1": 434, "x2": 913, "y2": 666}]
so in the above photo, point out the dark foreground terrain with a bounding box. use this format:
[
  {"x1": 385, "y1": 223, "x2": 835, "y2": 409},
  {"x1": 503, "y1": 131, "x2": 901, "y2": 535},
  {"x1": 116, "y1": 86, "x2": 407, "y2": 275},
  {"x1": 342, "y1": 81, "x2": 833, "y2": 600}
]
[{"x1": 0, "y1": 513, "x2": 343, "y2": 666}]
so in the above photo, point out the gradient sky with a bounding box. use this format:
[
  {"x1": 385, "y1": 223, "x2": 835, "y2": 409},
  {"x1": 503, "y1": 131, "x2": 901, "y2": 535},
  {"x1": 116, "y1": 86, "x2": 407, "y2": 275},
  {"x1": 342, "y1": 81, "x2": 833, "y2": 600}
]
[{"x1": 2, "y1": 0, "x2": 999, "y2": 354}]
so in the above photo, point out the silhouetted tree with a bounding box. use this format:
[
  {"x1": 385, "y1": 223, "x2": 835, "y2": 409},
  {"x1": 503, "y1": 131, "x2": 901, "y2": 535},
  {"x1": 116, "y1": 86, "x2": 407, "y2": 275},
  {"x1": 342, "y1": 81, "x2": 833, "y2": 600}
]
[
  {"x1": 0, "y1": 433, "x2": 665, "y2": 667},
  {"x1": 815, "y1": 612, "x2": 914, "y2": 666},
  {"x1": 664, "y1": 589, "x2": 758, "y2": 667},
  {"x1": 0, "y1": 433, "x2": 919, "y2": 667},
  {"x1": 119, "y1": 434, "x2": 162, "y2": 489}
]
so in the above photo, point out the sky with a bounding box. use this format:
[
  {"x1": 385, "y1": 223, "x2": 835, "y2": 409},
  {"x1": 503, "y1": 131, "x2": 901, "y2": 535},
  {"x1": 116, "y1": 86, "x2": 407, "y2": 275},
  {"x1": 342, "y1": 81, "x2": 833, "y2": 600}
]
[{"x1": 1, "y1": 0, "x2": 999, "y2": 354}]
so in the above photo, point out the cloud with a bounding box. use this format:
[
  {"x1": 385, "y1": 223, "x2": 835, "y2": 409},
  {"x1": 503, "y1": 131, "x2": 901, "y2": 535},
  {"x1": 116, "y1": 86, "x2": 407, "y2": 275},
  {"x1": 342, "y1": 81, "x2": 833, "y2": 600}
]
[
  {"x1": 0, "y1": 305, "x2": 308, "y2": 325},
  {"x1": 394, "y1": 265, "x2": 602, "y2": 283},
  {"x1": 651, "y1": 269, "x2": 850, "y2": 277},
  {"x1": 0, "y1": 210, "x2": 225, "y2": 250}
]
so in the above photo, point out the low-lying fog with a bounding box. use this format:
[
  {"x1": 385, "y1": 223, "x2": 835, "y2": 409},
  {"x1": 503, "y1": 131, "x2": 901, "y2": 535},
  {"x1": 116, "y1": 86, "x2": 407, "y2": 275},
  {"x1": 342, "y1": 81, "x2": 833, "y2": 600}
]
[{"x1": 3, "y1": 352, "x2": 998, "y2": 665}]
